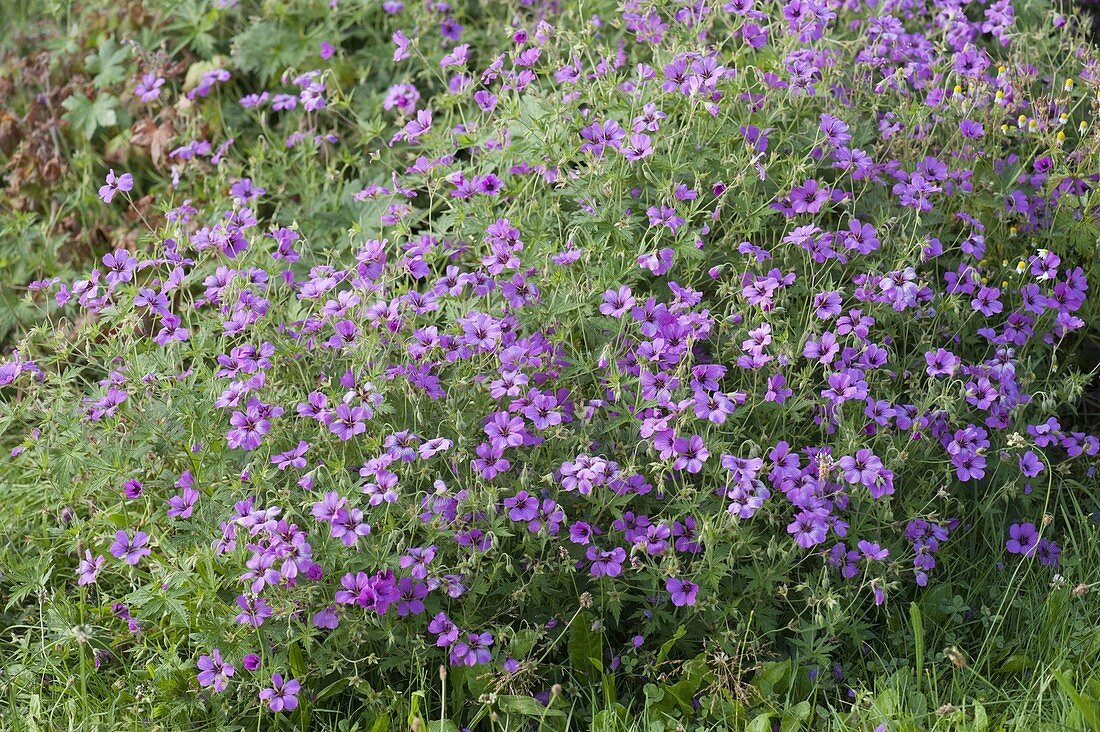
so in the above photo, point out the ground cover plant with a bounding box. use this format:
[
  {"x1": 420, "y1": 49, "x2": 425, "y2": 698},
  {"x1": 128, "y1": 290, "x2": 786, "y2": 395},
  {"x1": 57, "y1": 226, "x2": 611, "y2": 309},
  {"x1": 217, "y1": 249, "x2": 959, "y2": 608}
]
[{"x1": 2, "y1": 0, "x2": 1100, "y2": 730}]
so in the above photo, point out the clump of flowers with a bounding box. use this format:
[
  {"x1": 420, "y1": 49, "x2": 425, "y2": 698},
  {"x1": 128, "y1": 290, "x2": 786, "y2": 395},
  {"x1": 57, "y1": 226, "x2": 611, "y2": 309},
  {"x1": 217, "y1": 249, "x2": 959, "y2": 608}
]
[{"x1": 3, "y1": 0, "x2": 1099, "y2": 726}]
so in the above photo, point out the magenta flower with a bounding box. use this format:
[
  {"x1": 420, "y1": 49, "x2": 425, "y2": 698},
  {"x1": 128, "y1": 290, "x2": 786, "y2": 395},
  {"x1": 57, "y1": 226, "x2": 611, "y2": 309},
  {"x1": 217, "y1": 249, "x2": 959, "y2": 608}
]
[
  {"x1": 109, "y1": 530, "x2": 151, "y2": 565},
  {"x1": 98, "y1": 169, "x2": 133, "y2": 203},
  {"x1": 259, "y1": 673, "x2": 300, "y2": 712},
  {"x1": 327, "y1": 403, "x2": 369, "y2": 441},
  {"x1": 196, "y1": 649, "x2": 235, "y2": 692},
  {"x1": 586, "y1": 545, "x2": 626, "y2": 577},
  {"x1": 394, "y1": 109, "x2": 432, "y2": 144},
  {"x1": 666, "y1": 578, "x2": 699, "y2": 607}
]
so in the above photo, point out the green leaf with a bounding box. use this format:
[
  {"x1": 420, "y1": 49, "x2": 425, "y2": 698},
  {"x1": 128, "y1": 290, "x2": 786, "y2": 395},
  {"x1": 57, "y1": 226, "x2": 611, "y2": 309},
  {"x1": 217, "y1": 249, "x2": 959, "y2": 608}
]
[
  {"x1": 779, "y1": 701, "x2": 812, "y2": 732},
  {"x1": 568, "y1": 612, "x2": 602, "y2": 679},
  {"x1": 1052, "y1": 669, "x2": 1100, "y2": 731},
  {"x1": 85, "y1": 40, "x2": 131, "y2": 88},
  {"x1": 315, "y1": 677, "x2": 347, "y2": 702},
  {"x1": 909, "y1": 602, "x2": 924, "y2": 693},
  {"x1": 497, "y1": 694, "x2": 566, "y2": 717},
  {"x1": 427, "y1": 722, "x2": 459, "y2": 732},
  {"x1": 61, "y1": 93, "x2": 118, "y2": 139},
  {"x1": 747, "y1": 712, "x2": 773, "y2": 732},
  {"x1": 289, "y1": 642, "x2": 306, "y2": 678},
  {"x1": 972, "y1": 700, "x2": 988, "y2": 732},
  {"x1": 656, "y1": 624, "x2": 687, "y2": 666}
]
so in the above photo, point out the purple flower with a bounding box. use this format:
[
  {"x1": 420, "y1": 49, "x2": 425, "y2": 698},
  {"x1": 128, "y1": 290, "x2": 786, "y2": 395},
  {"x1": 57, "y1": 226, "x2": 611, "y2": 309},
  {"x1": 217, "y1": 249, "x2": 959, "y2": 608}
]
[
  {"x1": 259, "y1": 673, "x2": 300, "y2": 712},
  {"x1": 394, "y1": 109, "x2": 433, "y2": 144},
  {"x1": 960, "y1": 119, "x2": 984, "y2": 139},
  {"x1": 666, "y1": 577, "x2": 699, "y2": 607},
  {"x1": 621, "y1": 133, "x2": 654, "y2": 161},
  {"x1": 788, "y1": 178, "x2": 829, "y2": 214},
  {"x1": 134, "y1": 73, "x2": 165, "y2": 103},
  {"x1": 235, "y1": 594, "x2": 273, "y2": 627},
  {"x1": 109, "y1": 530, "x2": 151, "y2": 565},
  {"x1": 971, "y1": 287, "x2": 1003, "y2": 317},
  {"x1": 523, "y1": 393, "x2": 562, "y2": 430},
  {"x1": 787, "y1": 511, "x2": 827, "y2": 549},
  {"x1": 504, "y1": 490, "x2": 539, "y2": 522},
  {"x1": 1018, "y1": 450, "x2": 1044, "y2": 478},
  {"x1": 429, "y1": 611, "x2": 461, "y2": 647},
  {"x1": 450, "y1": 632, "x2": 494, "y2": 666},
  {"x1": 672, "y1": 434, "x2": 709, "y2": 473},
  {"x1": 122, "y1": 479, "x2": 143, "y2": 499},
  {"x1": 77, "y1": 550, "x2": 105, "y2": 585},
  {"x1": 243, "y1": 653, "x2": 262, "y2": 671},
  {"x1": 600, "y1": 286, "x2": 635, "y2": 318},
  {"x1": 586, "y1": 545, "x2": 626, "y2": 577},
  {"x1": 1005, "y1": 523, "x2": 1039, "y2": 556},
  {"x1": 327, "y1": 403, "x2": 369, "y2": 440},
  {"x1": 98, "y1": 169, "x2": 134, "y2": 203},
  {"x1": 924, "y1": 348, "x2": 960, "y2": 377},
  {"x1": 197, "y1": 649, "x2": 235, "y2": 692},
  {"x1": 1036, "y1": 538, "x2": 1060, "y2": 567},
  {"x1": 272, "y1": 440, "x2": 310, "y2": 470},
  {"x1": 857, "y1": 540, "x2": 889, "y2": 561},
  {"x1": 167, "y1": 485, "x2": 199, "y2": 519}
]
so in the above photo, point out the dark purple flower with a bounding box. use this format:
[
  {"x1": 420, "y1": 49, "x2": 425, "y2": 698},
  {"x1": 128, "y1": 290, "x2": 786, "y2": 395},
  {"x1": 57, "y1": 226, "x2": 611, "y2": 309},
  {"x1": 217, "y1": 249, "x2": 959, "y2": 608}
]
[
  {"x1": 666, "y1": 577, "x2": 699, "y2": 607},
  {"x1": 1005, "y1": 523, "x2": 1039, "y2": 556}
]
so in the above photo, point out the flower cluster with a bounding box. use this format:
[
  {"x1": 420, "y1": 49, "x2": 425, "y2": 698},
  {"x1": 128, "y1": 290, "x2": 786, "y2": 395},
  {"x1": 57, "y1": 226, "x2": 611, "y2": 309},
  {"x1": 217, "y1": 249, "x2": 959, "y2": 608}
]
[{"x1": 4, "y1": 0, "x2": 1099, "y2": 724}]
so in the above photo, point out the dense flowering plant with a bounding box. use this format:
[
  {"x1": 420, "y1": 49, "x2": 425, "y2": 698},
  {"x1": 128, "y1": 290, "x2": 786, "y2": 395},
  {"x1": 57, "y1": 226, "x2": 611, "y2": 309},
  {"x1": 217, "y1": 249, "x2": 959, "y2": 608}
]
[{"x1": 2, "y1": 0, "x2": 1100, "y2": 728}]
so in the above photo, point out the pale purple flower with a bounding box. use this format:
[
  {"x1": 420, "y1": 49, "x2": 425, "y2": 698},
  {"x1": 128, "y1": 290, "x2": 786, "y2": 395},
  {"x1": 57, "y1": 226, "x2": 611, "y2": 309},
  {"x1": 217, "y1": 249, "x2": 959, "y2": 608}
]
[
  {"x1": 134, "y1": 73, "x2": 165, "y2": 103},
  {"x1": 77, "y1": 550, "x2": 105, "y2": 585},
  {"x1": 98, "y1": 169, "x2": 134, "y2": 203}
]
